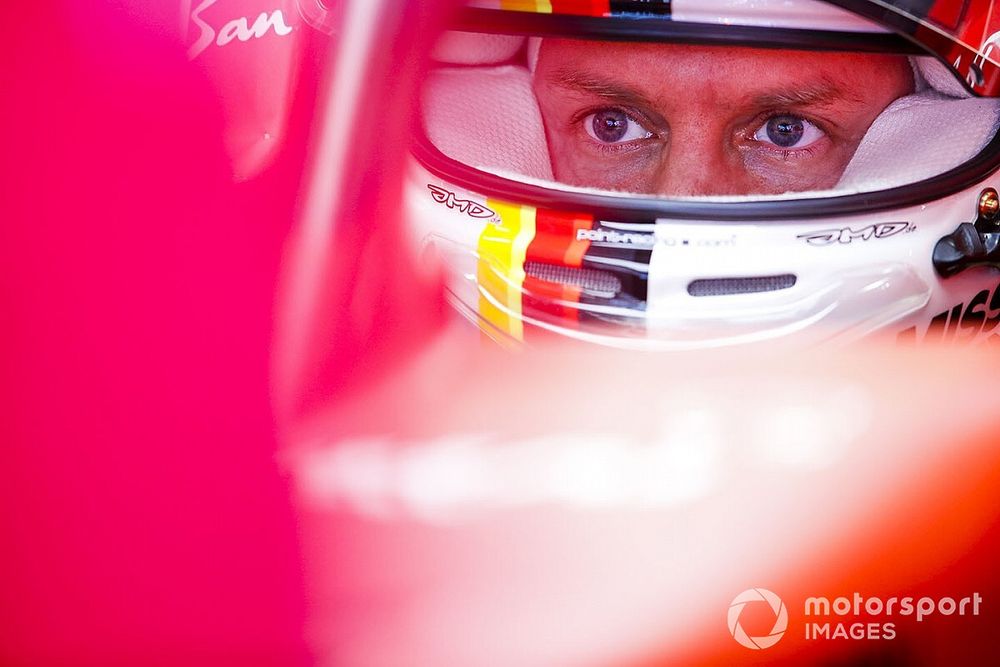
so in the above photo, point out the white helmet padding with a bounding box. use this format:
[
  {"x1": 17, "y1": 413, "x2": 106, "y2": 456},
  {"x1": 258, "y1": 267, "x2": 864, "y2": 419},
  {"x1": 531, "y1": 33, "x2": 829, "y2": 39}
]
[
  {"x1": 425, "y1": 32, "x2": 552, "y2": 181},
  {"x1": 431, "y1": 31, "x2": 525, "y2": 66},
  {"x1": 838, "y1": 60, "x2": 1000, "y2": 191},
  {"x1": 423, "y1": 65, "x2": 554, "y2": 181},
  {"x1": 422, "y1": 33, "x2": 1000, "y2": 197}
]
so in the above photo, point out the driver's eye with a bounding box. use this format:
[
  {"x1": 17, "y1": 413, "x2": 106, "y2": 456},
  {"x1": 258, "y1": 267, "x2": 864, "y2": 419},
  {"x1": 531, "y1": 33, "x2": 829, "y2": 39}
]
[
  {"x1": 753, "y1": 114, "x2": 825, "y2": 149},
  {"x1": 583, "y1": 108, "x2": 653, "y2": 144}
]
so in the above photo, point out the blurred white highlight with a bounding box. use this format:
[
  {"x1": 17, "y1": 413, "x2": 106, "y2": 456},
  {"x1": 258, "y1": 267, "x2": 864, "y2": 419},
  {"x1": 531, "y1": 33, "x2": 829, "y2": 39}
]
[{"x1": 292, "y1": 380, "x2": 871, "y2": 523}]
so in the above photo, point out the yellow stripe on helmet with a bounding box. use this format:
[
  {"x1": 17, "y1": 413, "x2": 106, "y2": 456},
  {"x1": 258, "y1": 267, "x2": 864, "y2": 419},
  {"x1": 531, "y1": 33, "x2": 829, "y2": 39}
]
[
  {"x1": 477, "y1": 200, "x2": 537, "y2": 342},
  {"x1": 500, "y1": 0, "x2": 553, "y2": 13}
]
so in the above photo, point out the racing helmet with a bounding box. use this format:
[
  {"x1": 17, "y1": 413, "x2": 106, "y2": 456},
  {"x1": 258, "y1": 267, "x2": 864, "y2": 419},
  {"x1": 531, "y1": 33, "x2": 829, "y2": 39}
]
[{"x1": 407, "y1": 0, "x2": 1000, "y2": 349}]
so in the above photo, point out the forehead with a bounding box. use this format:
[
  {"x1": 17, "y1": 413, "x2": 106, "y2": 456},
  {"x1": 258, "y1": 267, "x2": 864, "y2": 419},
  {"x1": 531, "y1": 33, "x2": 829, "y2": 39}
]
[{"x1": 535, "y1": 39, "x2": 903, "y2": 106}]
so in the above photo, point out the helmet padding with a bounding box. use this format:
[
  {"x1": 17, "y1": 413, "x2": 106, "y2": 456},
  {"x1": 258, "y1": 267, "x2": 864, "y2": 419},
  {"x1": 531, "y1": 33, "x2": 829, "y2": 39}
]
[{"x1": 423, "y1": 65, "x2": 554, "y2": 180}]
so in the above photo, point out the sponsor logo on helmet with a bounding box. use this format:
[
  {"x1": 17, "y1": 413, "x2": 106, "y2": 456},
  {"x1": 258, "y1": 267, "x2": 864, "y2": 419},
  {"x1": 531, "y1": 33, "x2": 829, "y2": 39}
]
[
  {"x1": 186, "y1": 0, "x2": 294, "y2": 60},
  {"x1": 969, "y1": 29, "x2": 1000, "y2": 88},
  {"x1": 898, "y1": 281, "x2": 1000, "y2": 344},
  {"x1": 576, "y1": 227, "x2": 656, "y2": 247},
  {"x1": 427, "y1": 184, "x2": 496, "y2": 219},
  {"x1": 797, "y1": 222, "x2": 914, "y2": 246}
]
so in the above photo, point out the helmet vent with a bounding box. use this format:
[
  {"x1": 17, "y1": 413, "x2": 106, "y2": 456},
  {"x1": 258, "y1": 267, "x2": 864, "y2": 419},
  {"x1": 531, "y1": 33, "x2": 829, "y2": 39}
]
[
  {"x1": 525, "y1": 261, "x2": 622, "y2": 298},
  {"x1": 687, "y1": 274, "x2": 797, "y2": 297}
]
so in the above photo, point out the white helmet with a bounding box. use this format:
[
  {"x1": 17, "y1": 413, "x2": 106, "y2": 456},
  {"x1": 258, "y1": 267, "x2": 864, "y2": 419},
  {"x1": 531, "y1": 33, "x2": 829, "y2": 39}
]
[{"x1": 407, "y1": 0, "x2": 1000, "y2": 349}]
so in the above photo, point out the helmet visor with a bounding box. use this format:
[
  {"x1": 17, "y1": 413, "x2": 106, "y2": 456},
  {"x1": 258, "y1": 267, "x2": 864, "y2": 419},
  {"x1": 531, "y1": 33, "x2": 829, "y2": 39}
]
[{"x1": 419, "y1": 0, "x2": 1000, "y2": 202}]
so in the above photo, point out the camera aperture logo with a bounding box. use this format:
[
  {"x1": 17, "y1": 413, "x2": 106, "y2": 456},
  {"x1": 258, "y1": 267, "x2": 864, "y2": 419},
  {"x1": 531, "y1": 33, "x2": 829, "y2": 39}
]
[{"x1": 728, "y1": 588, "x2": 788, "y2": 650}]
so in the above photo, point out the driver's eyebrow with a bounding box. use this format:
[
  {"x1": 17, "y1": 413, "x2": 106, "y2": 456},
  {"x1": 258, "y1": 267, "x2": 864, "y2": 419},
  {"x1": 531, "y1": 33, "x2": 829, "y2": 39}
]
[
  {"x1": 549, "y1": 67, "x2": 865, "y2": 113},
  {"x1": 749, "y1": 79, "x2": 863, "y2": 109},
  {"x1": 548, "y1": 68, "x2": 659, "y2": 110}
]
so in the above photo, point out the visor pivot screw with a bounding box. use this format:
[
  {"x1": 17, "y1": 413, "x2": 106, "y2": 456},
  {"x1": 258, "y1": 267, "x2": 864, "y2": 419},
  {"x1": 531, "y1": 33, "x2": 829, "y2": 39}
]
[{"x1": 979, "y1": 188, "x2": 1000, "y2": 222}]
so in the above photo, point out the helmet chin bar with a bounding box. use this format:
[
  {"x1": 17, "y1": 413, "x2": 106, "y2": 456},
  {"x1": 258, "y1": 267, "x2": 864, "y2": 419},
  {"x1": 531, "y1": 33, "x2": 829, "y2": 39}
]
[
  {"x1": 933, "y1": 188, "x2": 1000, "y2": 277},
  {"x1": 408, "y1": 168, "x2": 937, "y2": 350}
]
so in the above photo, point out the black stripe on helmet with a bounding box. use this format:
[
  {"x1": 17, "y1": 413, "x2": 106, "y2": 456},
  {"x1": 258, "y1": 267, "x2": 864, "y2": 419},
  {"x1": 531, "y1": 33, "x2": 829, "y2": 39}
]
[{"x1": 609, "y1": 0, "x2": 671, "y2": 16}]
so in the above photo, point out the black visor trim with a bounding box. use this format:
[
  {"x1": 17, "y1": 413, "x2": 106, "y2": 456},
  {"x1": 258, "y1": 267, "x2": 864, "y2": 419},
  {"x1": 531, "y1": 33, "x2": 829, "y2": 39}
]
[{"x1": 452, "y1": 8, "x2": 924, "y2": 55}]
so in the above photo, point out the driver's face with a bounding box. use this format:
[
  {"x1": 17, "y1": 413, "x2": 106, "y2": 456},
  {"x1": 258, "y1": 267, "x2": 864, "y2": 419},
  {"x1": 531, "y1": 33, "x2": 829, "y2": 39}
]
[{"x1": 532, "y1": 40, "x2": 914, "y2": 196}]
